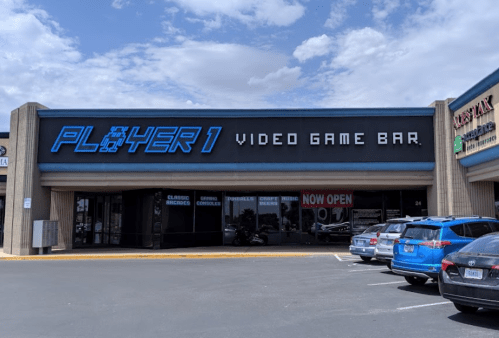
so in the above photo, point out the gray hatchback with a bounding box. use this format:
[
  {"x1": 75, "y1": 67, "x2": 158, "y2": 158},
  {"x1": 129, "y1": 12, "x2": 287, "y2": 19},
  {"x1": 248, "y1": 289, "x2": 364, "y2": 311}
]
[{"x1": 349, "y1": 224, "x2": 386, "y2": 262}]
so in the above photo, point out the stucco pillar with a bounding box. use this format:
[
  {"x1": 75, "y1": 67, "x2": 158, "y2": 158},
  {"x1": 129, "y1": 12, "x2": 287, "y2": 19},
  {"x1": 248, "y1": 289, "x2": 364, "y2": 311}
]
[
  {"x1": 3, "y1": 102, "x2": 51, "y2": 255},
  {"x1": 429, "y1": 100, "x2": 494, "y2": 217},
  {"x1": 50, "y1": 190, "x2": 74, "y2": 250}
]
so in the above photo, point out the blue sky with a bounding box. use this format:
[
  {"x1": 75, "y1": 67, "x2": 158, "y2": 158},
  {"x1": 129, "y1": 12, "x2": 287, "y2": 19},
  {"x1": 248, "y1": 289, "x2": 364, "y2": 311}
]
[{"x1": 1, "y1": 0, "x2": 499, "y2": 131}]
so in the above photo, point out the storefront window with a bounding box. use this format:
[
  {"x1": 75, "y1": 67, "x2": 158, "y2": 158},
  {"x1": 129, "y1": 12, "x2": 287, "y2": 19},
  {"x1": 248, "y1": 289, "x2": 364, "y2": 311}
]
[
  {"x1": 224, "y1": 195, "x2": 256, "y2": 244},
  {"x1": 258, "y1": 196, "x2": 280, "y2": 245},
  {"x1": 281, "y1": 196, "x2": 300, "y2": 244}
]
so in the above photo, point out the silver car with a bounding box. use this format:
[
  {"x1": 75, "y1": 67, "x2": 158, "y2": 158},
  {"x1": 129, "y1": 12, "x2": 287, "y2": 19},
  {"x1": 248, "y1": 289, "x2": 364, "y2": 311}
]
[
  {"x1": 349, "y1": 224, "x2": 386, "y2": 262},
  {"x1": 374, "y1": 216, "x2": 426, "y2": 268}
]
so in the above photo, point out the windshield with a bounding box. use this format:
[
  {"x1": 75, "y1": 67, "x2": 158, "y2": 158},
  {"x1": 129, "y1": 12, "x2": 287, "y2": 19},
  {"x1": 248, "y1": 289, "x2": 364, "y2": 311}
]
[
  {"x1": 384, "y1": 223, "x2": 407, "y2": 233},
  {"x1": 459, "y1": 234, "x2": 499, "y2": 256},
  {"x1": 402, "y1": 227, "x2": 440, "y2": 241}
]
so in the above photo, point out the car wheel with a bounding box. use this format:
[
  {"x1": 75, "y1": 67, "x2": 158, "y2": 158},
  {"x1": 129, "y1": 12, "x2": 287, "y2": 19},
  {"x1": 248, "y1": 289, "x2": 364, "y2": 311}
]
[
  {"x1": 454, "y1": 303, "x2": 479, "y2": 313},
  {"x1": 404, "y1": 276, "x2": 428, "y2": 286},
  {"x1": 360, "y1": 256, "x2": 372, "y2": 262},
  {"x1": 232, "y1": 238, "x2": 241, "y2": 246}
]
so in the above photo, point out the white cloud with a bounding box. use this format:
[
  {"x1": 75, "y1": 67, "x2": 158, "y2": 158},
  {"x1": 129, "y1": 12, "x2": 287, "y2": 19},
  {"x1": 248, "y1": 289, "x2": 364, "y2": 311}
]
[
  {"x1": 372, "y1": 0, "x2": 400, "y2": 23},
  {"x1": 111, "y1": 0, "x2": 131, "y2": 9},
  {"x1": 0, "y1": 1, "x2": 302, "y2": 131},
  {"x1": 293, "y1": 34, "x2": 332, "y2": 62},
  {"x1": 166, "y1": 0, "x2": 305, "y2": 27},
  {"x1": 248, "y1": 67, "x2": 301, "y2": 91},
  {"x1": 324, "y1": 0, "x2": 356, "y2": 29},
  {"x1": 320, "y1": 0, "x2": 499, "y2": 108}
]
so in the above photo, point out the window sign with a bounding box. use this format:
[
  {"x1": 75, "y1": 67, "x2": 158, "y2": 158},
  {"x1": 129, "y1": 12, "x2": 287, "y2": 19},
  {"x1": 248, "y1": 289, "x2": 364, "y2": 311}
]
[
  {"x1": 166, "y1": 195, "x2": 191, "y2": 206},
  {"x1": 301, "y1": 190, "x2": 354, "y2": 208}
]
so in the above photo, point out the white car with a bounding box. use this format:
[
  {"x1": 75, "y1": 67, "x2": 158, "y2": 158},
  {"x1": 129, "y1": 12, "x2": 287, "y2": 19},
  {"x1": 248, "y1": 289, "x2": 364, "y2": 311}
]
[{"x1": 374, "y1": 216, "x2": 426, "y2": 268}]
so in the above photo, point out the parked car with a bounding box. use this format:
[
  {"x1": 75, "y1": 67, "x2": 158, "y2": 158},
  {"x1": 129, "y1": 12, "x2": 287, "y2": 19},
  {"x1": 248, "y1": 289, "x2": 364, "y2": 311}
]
[
  {"x1": 375, "y1": 216, "x2": 427, "y2": 268},
  {"x1": 438, "y1": 232, "x2": 499, "y2": 313},
  {"x1": 392, "y1": 216, "x2": 499, "y2": 286},
  {"x1": 349, "y1": 224, "x2": 386, "y2": 261}
]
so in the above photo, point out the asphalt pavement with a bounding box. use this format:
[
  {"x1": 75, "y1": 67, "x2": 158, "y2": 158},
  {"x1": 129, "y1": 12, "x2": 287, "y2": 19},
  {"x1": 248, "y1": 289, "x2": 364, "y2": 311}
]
[{"x1": 0, "y1": 253, "x2": 498, "y2": 338}]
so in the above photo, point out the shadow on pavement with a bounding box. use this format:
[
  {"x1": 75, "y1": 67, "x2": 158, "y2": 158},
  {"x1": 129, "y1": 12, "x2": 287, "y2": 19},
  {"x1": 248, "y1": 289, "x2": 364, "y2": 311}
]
[
  {"x1": 396, "y1": 282, "x2": 441, "y2": 296},
  {"x1": 447, "y1": 309, "x2": 499, "y2": 330}
]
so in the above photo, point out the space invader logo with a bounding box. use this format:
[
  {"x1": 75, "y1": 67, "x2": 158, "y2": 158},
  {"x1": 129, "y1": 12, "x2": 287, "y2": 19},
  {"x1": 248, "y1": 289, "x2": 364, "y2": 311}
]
[{"x1": 454, "y1": 135, "x2": 463, "y2": 154}]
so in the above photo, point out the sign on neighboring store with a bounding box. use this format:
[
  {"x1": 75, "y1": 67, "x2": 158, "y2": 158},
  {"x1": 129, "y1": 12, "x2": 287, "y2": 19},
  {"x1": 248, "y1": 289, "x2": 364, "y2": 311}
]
[
  {"x1": 0, "y1": 157, "x2": 7, "y2": 167},
  {"x1": 453, "y1": 95, "x2": 498, "y2": 157},
  {"x1": 301, "y1": 190, "x2": 353, "y2": 208}
]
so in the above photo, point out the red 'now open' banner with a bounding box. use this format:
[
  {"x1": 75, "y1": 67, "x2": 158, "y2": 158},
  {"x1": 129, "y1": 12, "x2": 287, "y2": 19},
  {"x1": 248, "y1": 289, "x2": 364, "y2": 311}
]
[{"x1": 301, "y1": 190, "x2": 354, "y2": 208}]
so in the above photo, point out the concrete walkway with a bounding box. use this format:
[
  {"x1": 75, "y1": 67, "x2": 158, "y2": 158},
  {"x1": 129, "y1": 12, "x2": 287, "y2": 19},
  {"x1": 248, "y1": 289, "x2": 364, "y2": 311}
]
[{"x1": 0, "y1": 244, "x2": 351, "y2": 260}]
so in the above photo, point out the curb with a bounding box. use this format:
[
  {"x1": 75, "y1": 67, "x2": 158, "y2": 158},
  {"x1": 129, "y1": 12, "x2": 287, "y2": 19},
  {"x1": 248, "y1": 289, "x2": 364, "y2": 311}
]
[{"x1": 0, "y1": 252, "x2": 349, "y2": 261}]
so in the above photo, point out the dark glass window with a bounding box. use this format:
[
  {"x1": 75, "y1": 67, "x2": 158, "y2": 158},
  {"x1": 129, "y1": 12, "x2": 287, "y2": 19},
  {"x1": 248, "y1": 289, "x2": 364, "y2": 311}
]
[
  {"x1": 162, "y1": 190, "x2": 194, "y2": 233},
  {"x1": 450, "y1": 224, "x2": 465, "y2": 237},
  {"x1": 464, "y1": 222, "x2": 494, "y2": 238},
  {"x1": 195, "y1": 192, "x2": 222, "y2": 232}
]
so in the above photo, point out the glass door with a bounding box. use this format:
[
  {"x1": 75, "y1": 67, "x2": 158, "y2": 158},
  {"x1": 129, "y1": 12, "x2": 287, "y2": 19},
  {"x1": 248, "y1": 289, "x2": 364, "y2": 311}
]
[
  {"x1": 75, "y1": 196, "x2": 95, "y2": 246},
  {"x1": 74, "y1": 194, "x2": 122, "y2": 247}
]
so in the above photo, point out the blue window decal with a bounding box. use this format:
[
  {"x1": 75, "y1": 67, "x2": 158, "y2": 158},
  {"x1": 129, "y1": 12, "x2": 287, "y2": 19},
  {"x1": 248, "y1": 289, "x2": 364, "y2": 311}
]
[
  {"x1": 99, "y1": 126, "x2": 129, "y2": 153},
  {"x1": 74, "y1": 126, "x2": 99, "y2": 153},
  {"x1": 145, "y1": 127, "x2": 178, "y2": 153},
  {"x1": 51, "y1": 126, "x2": 85, "y2": 152},
  {"x1": 125, "y1": 126, "x2": 155, "y2": 153},
  {"x1": 201, "y1": 127, "x2": 222, "y2": 153},
  {"x1": 168, "y1": 127, "x2": 202, "y2": 153}
]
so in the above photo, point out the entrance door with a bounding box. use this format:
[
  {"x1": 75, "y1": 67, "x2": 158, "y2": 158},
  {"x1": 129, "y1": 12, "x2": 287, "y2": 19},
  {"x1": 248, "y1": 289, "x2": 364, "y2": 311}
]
[{"x1": 74, "y1": 194, "x2": 122, "y2": 247}]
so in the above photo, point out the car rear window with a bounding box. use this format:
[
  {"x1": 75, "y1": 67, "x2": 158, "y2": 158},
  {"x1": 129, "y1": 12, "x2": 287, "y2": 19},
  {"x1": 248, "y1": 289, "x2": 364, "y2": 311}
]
[
  {"x1": 459, "y1": 234, "x2": 499, "y2": 256},
  {"x1": 363, "y1": 225, "x2": 383, "y2": 234},
  {"x1": 402, "y1": 226, "x2": 440, "y2": 241},
  {"x1": 384, "y1": 223, "x2": 407, "y2": 233}
]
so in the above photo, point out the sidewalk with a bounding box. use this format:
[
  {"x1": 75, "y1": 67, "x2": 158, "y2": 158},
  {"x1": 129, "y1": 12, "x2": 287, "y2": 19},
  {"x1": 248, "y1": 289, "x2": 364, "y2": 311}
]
[{"x1": 0, "y1": 244, "x2": 351, "y2": 261}]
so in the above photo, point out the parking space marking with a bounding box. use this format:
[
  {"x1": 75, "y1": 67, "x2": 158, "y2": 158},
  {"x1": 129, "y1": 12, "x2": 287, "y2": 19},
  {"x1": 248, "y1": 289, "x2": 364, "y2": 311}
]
[
  {"x1": 348, "y1": 268, "x2": 389, "y2": 272},
  {"x1": 335, "y1": 254, "x2": 358, "y2": 262},
  {"x1": 368, "y1": 281, "x2": 406, "y2": 286},
  {"x1": 397, "y1": 301, "x2": 451, "y2": 311}
]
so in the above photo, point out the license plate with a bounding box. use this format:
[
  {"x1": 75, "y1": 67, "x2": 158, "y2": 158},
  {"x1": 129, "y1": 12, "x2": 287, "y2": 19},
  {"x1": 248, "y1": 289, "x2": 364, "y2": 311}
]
[
  {"x1": 356, "y1": 240, "x2": 365, "y2": 246},
  {"x1": 464, "y1": 268, "x2": 483, "y2": 279},
  {"x1": 404, "y1": 245, "x2": 414, "y2": 253}
]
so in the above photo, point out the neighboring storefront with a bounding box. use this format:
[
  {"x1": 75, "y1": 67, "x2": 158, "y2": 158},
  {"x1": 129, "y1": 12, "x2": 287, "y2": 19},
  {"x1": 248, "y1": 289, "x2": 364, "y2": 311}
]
[
  {"x1": 3, "y1": 68, "x2": 499, "y2": 255},
  {"x1": 0, "y1": 132, "x2": 8, "y2": 246}
]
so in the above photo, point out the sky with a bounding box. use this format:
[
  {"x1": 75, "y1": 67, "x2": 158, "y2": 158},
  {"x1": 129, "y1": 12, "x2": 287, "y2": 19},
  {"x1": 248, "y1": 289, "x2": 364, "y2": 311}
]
[{"x1": 1, "y1": 0, "x2": 499, "y2": 131}]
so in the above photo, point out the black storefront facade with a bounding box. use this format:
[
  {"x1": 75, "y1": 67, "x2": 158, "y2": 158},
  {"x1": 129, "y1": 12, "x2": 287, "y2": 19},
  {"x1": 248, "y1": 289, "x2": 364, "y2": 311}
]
[{"x1": 35, "y1": 108, "x2": 434, "y2": 249}]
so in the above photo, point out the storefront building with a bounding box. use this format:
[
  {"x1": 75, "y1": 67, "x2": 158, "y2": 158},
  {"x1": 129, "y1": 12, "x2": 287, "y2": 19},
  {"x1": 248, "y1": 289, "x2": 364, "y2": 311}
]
[{"x1": 3, "y1": 68, "x2": 499, "y2": 255}]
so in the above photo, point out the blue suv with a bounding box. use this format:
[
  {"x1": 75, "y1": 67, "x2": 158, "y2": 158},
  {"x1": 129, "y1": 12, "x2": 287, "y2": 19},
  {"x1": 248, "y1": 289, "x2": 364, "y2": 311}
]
[{"x1": 391, "y1": 216, "x2": 499, "y2": 286}]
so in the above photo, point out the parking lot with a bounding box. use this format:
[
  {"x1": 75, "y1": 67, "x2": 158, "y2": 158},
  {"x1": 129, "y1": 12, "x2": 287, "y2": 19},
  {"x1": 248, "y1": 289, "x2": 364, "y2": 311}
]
[{"x1": 0, "y1": 254, "x2": 498, "y2": 337}]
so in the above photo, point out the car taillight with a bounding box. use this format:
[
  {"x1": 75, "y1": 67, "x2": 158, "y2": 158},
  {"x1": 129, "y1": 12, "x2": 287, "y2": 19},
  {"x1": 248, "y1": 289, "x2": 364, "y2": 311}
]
[
  {"x1": 420, "y1": 240, "x2": 452, "y2": 249},
  {"x1": 394, "y1": 238, "x2": 400, "y2": 244},
  {"x1": 441, "y1": 259, "x2": 455, "y2": 271},
  {"x1": 492, "y1": 265, "x2": 499, "y2": 270},
  {"x1": 376, "y1": 232, "x2": 380, "y2": 238},
  {"x1": 369, "y1": 238, "x2": 377, "y2": 245}
]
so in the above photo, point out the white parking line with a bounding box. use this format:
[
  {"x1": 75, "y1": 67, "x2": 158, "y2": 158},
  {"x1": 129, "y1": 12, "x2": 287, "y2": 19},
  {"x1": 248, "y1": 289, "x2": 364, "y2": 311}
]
[
  {"x1": 334, "y1": 254, "x2": 343, "y2": 261},
  {"x1": 348, "y1": 268, "x2": 389, "y2": 272},
  {"x1": 335, "y1": 254, "x2": 358, "y2": 262},
  {"x1": 397, "y1": 301, "x2": 452, "y2": 311},
  {"x1": 368, "y1": 281, "x2": 406, "y2": 286}
]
